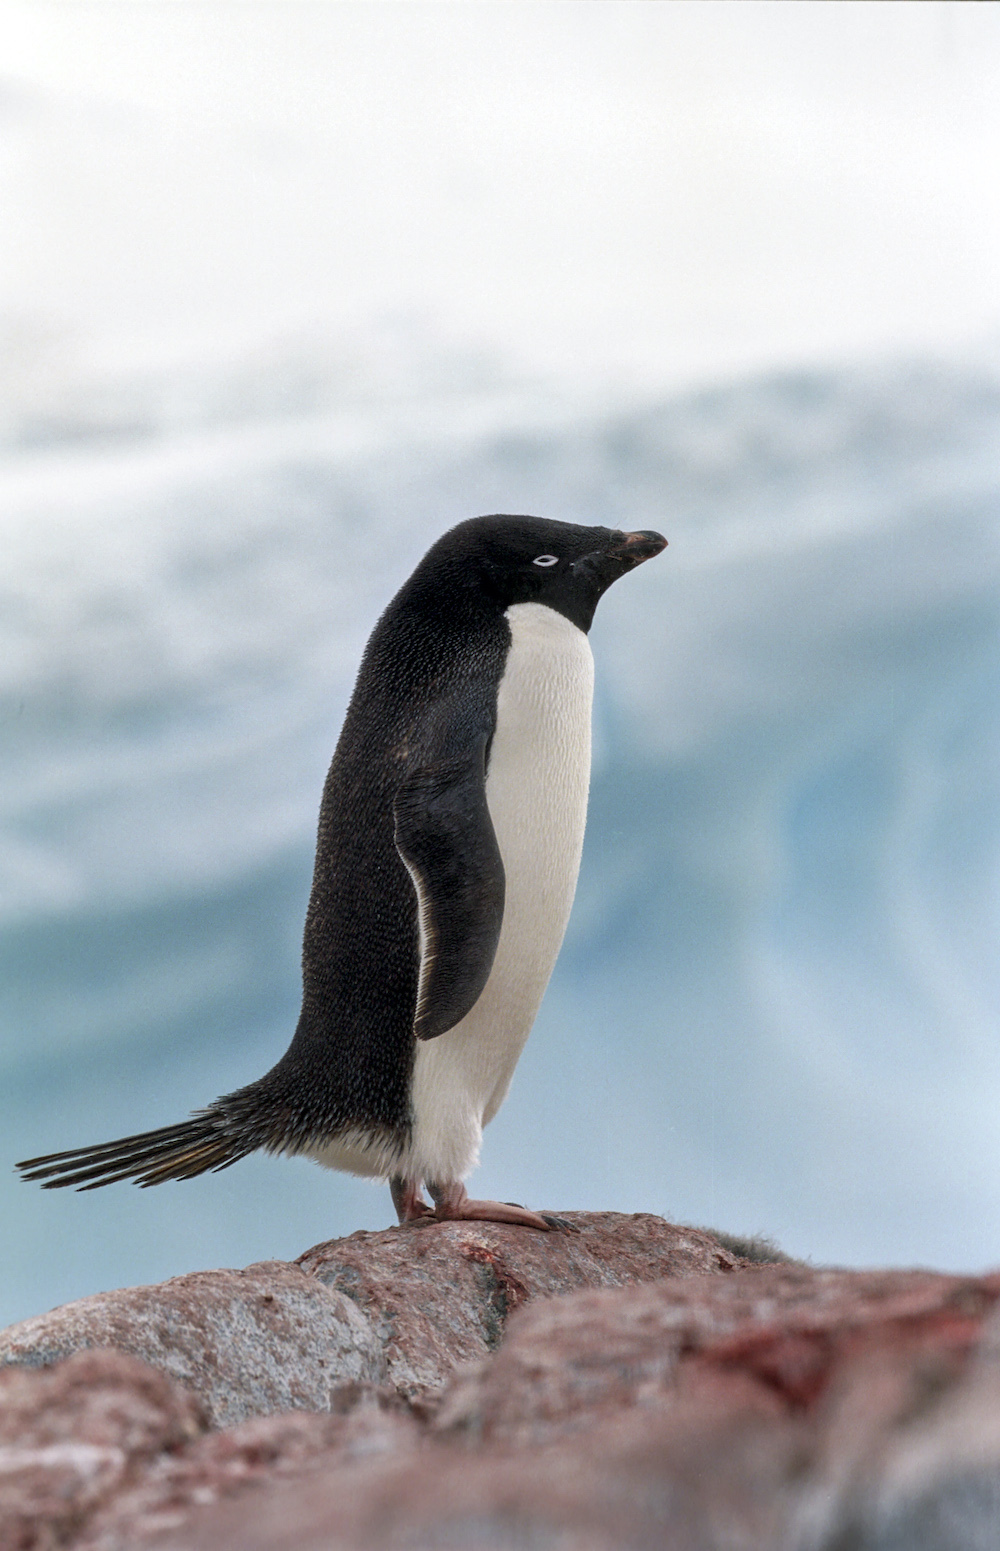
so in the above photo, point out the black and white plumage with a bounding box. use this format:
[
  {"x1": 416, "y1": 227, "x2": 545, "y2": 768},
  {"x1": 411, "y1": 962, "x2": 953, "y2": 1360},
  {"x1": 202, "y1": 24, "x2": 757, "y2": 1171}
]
[{"x1": 18, "y1": 516, "x2": 666, "y2": 1230}]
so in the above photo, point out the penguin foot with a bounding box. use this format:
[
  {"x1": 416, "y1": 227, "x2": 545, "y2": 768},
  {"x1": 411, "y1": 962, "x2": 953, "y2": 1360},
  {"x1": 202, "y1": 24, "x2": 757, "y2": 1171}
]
[
  {"x1": 390, "y1": 1175, "x2": 434, "y2": 1224},
  {"x1": 427, "y1": 1180, "x2": 556, "y2": 1232}
]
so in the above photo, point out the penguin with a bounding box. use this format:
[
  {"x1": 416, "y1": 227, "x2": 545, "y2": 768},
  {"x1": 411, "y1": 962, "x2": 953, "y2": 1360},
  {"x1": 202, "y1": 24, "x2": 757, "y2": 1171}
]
[{"x1": 18, "y1": 516, "x2": 667, "y2": 1231}]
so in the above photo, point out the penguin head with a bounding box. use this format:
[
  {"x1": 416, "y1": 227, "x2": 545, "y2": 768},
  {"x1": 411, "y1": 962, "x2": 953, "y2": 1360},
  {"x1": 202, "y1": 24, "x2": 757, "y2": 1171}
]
[{"x1": 414, "y1": 515, "x2": 667, "y2": 633}]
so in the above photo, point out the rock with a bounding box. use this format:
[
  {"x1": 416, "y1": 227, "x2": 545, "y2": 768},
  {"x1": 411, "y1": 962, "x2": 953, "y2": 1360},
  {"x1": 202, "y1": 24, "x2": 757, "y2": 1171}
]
[
  {"x1": 76, "y1": 1390, "x2": 421, "y2": 1551},
  {"x1": 146, "y1": 1263, "x2": 1000, "y2": 1551},
  {"x1": 433, "y1": 1262, "x2": 1000, "y2": 1443},
  {"x1": 0, "y1": 1213, "x2": 744, "y2": 1418},
  {"x1": 0, "y1": 1348, "x2": 204, "y2": 1551},
  {"x1": 13, "y1": 1216, "x2": 1000, "y2": 1550},
  {"x1": 0, "y1": 1263, "x2": 386, "y2": 1428},
  {"x1": 295, "y1": 1209, "x2": 743, "y2": 1397}
]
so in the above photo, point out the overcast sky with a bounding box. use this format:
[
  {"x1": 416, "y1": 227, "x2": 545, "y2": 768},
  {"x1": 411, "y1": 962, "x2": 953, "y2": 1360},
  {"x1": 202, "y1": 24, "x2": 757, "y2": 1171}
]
[{"x1": 1, "y1": 1, "x2": 998, "y2": 393}]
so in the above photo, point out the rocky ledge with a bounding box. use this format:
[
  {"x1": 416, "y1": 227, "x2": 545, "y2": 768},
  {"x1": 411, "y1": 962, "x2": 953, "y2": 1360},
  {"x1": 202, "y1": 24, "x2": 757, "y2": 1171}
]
[{"x1": 1, "y1": 1212, "x2": 998, "y2": 1550}]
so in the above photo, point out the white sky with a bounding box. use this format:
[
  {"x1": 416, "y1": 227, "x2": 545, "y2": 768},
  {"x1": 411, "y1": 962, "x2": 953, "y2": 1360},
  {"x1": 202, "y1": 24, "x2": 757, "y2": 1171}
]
[{"x1": 1, "y1": 1, "x2": 999, "y2": 391}]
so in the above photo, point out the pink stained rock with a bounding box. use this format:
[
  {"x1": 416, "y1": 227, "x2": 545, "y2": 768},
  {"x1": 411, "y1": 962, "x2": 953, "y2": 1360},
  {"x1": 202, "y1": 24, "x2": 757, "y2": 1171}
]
[
  {"x1": 75, "y1": 1390, "x2": 422, "y2": 1551},
  {"x1": 0, "y1": 1213, "x2": 747, "y2": 1422},
  {"x1": 147, "y1": 1264, "x2": 1000, "y2": 1551},
  {"x1": 0, "y1": 1262, "x2": 386, "y2": 1429},
  {"x1": 294, "y1": 1209, "x2": 746, "y2": 1398},
  {"x1": 433, "y1": 1261, "x2": 1000, "y2": 1443},
  {"x1": 0, "y1": 1348, "x2": 204, "y2": 1551},
  {"x1": 4, "y1": 1229, "x2": 1000, "y2": 1549}
]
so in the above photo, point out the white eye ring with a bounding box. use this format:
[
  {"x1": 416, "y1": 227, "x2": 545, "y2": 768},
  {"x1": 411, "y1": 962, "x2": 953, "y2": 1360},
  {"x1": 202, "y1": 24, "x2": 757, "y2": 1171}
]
[{"x1": 533, "y1": 554, "x2": 558, "y2": 567}]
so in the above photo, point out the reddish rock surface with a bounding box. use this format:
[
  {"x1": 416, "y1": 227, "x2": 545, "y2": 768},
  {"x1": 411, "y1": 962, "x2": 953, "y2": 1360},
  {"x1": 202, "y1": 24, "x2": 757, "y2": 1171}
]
[
  {"x1": 295, "y1": 1209, "x2": 741, "y2": 1397},
  {"x1": 0, "y1": 1212, "x2": 739, "y2": 1420},
  {"x1": 77, "y1": 1390, "x2": 421, "y2": 1551},
  {"x1": 435, "y1": 1262, "x2": 1000, "y2": 1442},
  {"x1": 142, "y1": 1263, "x2": 1000, "y2": 1551},
  {"x1": 0, "y1": 1263, "x2": 386, "y2": 1429},
  {"x1": 3, "y1": 1214, "x2": 999, "y2": 1550},
  {"x1": 0, "y1": 1349, "x2": 204, "y2": 1551}
]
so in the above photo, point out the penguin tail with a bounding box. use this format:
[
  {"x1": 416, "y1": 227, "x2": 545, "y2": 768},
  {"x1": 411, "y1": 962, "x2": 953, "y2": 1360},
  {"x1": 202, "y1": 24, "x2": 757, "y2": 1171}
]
[{"x1": 15, "y1": 1110, "x2": 256, "y2": 1191}]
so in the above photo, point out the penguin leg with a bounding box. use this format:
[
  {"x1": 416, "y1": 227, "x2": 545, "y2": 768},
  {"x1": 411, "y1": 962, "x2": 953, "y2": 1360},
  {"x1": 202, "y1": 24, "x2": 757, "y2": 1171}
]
[
  {"x1": 426, "y1": 1179, "x2": 555, "y2": 1232},
  {"x1": 390, "y1": 1175, "x2": 434, "y2": 1224}
]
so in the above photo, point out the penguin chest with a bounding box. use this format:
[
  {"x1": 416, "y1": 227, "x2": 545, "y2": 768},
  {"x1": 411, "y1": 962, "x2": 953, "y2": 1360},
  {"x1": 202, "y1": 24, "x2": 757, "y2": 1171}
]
[{"x1": 408, "y1": 601, "x2": 594, "y2": 1183}]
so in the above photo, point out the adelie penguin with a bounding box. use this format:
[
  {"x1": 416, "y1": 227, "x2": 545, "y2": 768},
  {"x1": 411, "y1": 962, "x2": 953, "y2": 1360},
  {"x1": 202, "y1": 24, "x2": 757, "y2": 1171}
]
[{"x1": 18, "y1": 516, "x2": 667, "y2": 1231}]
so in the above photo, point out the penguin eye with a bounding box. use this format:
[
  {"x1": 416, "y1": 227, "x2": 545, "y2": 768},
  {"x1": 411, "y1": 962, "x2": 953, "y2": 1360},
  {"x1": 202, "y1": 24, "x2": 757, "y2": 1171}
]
[{"x1": 533, "y1": 555, "x2": 558, "y2": 567}]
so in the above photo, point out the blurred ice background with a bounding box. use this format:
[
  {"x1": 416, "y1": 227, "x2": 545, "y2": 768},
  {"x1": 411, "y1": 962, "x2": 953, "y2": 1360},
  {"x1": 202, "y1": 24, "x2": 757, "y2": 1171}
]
[{"x1": 2, "y1": 2, "x2": 999, "y2": 1325}]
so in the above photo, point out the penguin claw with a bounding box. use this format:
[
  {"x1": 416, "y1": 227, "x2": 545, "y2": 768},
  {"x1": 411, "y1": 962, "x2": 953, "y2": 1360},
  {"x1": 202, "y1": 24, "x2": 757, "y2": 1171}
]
[
  {"x1": 539, "y1": 1213, "x2": 579, "y2": 1233},
  {"x1": 500, "y1": 1202, "x2": 576, "y2": 1233},
  {"x1": 502, "y1": 1201, "x2": 577, "y2": 1233}
]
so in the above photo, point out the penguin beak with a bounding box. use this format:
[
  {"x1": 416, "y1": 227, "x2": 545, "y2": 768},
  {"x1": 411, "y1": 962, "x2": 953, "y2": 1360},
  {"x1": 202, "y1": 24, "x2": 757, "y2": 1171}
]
[
  {"x1": 610, "y1": 530, "x2": 668, "y2": 570},
  {"x1": 568, "y1": 529, "x2": 667, "y2": 606}
]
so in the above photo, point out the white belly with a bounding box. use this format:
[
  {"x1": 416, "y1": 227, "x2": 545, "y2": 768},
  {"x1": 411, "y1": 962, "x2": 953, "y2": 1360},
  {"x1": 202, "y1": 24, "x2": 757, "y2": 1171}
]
[{"x1": 405, "y1": 601, "x2": 594, "y2": 1185}]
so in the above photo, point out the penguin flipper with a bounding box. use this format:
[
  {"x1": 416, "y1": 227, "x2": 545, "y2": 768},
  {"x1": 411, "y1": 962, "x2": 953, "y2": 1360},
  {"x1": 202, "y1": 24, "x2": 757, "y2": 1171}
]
[{"x1": 394, "y1": 727, "x2": 505, "y2": 1041}]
